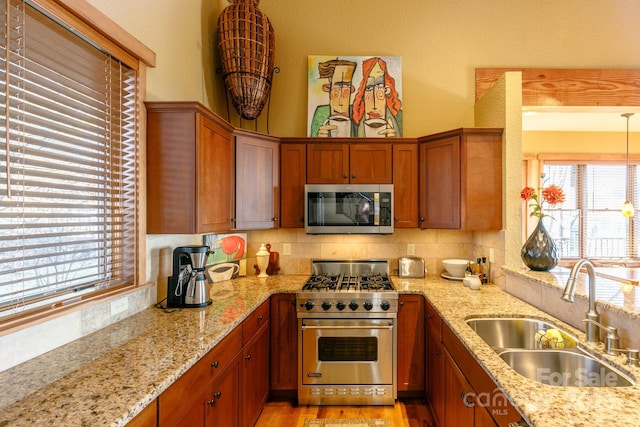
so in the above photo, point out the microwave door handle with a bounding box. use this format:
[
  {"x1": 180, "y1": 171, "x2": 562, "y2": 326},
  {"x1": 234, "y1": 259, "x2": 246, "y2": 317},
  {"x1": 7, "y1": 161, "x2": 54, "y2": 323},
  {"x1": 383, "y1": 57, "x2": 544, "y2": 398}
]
[
  {"x1": 374, "y1": 192, "x2": 380, "y2": 225},
  {"x1": 314, "y1": 193, "x2": 324, "y2": 225}
]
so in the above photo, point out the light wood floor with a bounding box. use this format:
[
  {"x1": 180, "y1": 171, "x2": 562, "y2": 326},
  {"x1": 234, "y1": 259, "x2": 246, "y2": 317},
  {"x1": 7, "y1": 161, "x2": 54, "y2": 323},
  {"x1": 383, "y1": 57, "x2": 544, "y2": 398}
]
[{"x1": 255, "y1": 399, "x2": 433, "y2": 427}]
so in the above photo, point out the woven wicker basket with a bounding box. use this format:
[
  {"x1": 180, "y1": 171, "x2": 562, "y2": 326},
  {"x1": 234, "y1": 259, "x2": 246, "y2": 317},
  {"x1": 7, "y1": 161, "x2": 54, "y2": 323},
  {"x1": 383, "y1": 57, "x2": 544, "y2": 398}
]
[{"x1": 217, "y1": 0, "x2": 275, "y2": 120}]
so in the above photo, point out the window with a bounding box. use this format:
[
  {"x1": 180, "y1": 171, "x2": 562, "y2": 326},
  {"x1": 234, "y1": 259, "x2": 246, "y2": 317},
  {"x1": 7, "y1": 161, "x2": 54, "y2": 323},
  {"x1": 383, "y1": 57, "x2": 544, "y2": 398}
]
[
  {"x1": 535, "y1": 158, "x2": 638, "y2": 263},
  {"x1": 0, "y1": 0, "x2": 154, "y2": 326}
]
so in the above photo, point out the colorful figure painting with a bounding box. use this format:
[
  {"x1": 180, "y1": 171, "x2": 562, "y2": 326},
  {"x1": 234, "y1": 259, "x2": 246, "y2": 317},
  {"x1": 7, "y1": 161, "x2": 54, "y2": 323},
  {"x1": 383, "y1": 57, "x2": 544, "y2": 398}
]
[
  {"x1": 203, "y1": 233, "x2": 247, "y2": 265},
  {"x1": 308, "y1": 55, "x2": 403, "y2": 138}
]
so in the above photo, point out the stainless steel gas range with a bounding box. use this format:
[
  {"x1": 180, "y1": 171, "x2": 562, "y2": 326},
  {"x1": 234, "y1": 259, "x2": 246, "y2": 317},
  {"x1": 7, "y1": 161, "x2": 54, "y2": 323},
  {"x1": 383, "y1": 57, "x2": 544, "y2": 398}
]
[{"x1": 296, "y1": 259, "x2": 398, "y2": 406}]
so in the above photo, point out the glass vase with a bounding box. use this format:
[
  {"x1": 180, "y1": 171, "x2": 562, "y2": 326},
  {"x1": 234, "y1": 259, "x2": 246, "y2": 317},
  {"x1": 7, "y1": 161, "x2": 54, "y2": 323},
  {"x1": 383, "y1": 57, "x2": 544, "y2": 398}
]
[{"x1": 521, "y1": 218, "x2": 559, "y2": 271}]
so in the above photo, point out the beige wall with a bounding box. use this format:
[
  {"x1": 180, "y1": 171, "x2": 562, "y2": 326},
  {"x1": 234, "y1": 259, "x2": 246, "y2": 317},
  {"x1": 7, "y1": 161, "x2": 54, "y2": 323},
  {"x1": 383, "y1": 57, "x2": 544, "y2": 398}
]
[{"x1": 88, "y1": 0, "x2": 640, "y2": 137}]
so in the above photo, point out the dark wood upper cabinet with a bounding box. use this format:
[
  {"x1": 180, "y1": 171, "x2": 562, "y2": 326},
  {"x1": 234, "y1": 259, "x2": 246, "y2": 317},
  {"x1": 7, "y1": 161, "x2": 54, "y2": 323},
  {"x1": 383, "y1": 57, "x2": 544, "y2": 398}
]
[
  {"x1": 234, "y1": 129, "x2": 279, "y2": 230},
  {"x1": 306, "y1": 142, "x2": 392, "y2": 184},
  {"x1": 392, "y1": 142, "x2": 419, "y2": 228},
  {"x1": 419, "y1": 128, "x2": 503, "y2": 230},
  {"x1": 280, "y1": 143, "x2": 307, "y2": 228},
  {"x1": 146, "y1": 102, "x2": 235, "y2": 234}
]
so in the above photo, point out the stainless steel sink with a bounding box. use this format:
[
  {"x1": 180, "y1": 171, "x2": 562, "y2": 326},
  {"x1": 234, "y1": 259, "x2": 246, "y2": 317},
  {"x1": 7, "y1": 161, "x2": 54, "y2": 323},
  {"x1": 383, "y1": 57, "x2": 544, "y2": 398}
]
[
  {"x1": 465, "y1": 317, "x2": 635, "y2": 387},
  {"x1": 465, "y1": 317, "x2": 578, "y2": 350},
  {"x1": 498, "y1": 349, "x2": 635, "y2": 387}
]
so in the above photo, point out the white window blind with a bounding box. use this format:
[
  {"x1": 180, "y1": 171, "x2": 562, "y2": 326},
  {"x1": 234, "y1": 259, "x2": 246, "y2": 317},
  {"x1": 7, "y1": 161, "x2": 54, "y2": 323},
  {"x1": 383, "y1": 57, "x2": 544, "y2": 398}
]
[
  {"x1": 0, "y1": 0, "x2": 138, "y2": 322},
  {"x1": 542, "y1": 161, "x2": 638, "y2": 261}
]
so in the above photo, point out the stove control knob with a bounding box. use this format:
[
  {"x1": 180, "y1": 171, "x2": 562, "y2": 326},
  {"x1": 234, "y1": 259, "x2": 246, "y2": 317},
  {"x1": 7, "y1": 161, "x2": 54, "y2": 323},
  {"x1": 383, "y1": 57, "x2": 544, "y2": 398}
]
[
  {"x1": 321, "y1": 301, "x2": 332, "y2": 311},
  {"x1": 336, "y1": 301, "x2": 346, "y2": 311},
  {"x1": 349, "y1": 300, "x2": 359, "y2": 310},
  {"x1": 304, "y1": 300, "x2": 315, "y2": 311},
  {"x1": 380, "y1": 300, "x2": 391, "y2": 311},
  {"x1": 363, "y1": 301, "x2": 373, "y2": 311}
]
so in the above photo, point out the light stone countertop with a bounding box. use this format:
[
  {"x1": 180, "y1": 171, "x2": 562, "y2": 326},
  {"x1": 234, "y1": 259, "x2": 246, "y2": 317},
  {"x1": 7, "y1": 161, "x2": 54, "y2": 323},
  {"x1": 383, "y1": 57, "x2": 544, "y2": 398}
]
[{"x1": 1, "y1": 274, "x2": 639, "y2": 426}]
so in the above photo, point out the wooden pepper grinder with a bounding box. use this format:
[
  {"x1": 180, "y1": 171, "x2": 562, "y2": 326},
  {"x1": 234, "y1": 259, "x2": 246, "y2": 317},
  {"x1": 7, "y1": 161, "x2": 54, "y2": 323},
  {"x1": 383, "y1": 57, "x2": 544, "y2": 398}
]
[{"x1": 266, "y1": 243, "x2": 280, "y2": 275}]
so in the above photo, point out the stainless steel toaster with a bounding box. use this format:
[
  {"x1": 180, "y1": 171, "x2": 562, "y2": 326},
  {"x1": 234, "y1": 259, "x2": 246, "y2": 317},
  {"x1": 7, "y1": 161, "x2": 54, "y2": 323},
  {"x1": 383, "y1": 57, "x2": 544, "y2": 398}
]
[{"x1": 398, "y1": 256, "x2": 425, "y2": 278}]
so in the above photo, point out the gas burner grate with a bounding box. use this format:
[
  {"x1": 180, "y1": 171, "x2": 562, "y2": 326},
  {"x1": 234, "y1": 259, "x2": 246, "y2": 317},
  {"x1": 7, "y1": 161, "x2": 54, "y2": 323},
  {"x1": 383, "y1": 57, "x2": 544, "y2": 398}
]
[
  {"x1": 302, "y1": 273, "x2": 395, "y2": 292},
  {"x1": 302, "y1": 274, "x2": 340, "y2": 291}
]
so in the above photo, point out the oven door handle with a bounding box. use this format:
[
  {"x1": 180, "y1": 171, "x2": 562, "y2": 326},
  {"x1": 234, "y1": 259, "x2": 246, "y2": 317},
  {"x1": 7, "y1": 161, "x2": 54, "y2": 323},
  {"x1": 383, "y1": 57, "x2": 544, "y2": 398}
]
[{"x1": 301, "y1": 325, "x2": 394, "y2": 330}]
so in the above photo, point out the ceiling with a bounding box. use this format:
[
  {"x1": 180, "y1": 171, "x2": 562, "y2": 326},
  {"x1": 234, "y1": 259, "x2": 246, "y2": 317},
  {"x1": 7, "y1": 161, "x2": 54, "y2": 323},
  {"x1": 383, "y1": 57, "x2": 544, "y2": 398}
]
[{"x1": 522, "y1": 107, "x2": 640, "y2": 132}]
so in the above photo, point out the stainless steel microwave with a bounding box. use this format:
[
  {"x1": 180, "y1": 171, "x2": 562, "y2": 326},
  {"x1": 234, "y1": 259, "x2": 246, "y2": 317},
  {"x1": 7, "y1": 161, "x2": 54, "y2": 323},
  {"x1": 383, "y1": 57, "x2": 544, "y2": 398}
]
[{"x1": 304, "y1": 184, "x2": 394, "y2": 234}]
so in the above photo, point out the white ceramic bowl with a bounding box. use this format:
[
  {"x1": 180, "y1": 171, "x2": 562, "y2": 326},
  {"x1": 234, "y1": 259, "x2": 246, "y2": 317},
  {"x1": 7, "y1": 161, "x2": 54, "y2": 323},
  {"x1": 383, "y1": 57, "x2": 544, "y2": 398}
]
[{"x1": 442, "y1": 259, "x2": 469, "y2": 278}]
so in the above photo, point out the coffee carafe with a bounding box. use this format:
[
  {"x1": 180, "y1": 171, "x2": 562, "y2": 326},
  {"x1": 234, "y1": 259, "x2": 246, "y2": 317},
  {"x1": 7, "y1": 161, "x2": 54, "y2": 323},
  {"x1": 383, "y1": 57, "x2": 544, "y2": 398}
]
[{"x1": 167, "y1": 245, "x2": 213, "y2": 308}]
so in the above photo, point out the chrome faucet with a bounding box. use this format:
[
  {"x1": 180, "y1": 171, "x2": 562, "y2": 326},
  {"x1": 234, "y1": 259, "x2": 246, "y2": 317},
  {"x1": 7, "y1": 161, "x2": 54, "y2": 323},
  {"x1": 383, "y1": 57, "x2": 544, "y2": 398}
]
[{"x1": 562, "y1": 259, "x2": 601, "y2": 342}]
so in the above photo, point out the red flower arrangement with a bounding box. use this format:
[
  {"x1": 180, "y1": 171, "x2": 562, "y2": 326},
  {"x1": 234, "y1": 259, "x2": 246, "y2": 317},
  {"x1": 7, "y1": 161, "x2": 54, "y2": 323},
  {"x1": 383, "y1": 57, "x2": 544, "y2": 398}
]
[{"x1": 521, "y1": 184, "x2": 565, "y2": 219}]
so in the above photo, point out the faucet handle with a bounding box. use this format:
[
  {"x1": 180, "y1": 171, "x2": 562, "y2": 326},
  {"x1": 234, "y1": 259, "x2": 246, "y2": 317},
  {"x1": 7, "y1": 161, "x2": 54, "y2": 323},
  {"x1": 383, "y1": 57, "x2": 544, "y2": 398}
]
[
  {"x1": 611, "y1": 348, "x2": 640, "y2": 367},
  {"x1": 627, "y1": 349, "x2": 640, "y2": 367},
  {"x1": 583, "y1": 319, "x2": 620, "y2": 354}
]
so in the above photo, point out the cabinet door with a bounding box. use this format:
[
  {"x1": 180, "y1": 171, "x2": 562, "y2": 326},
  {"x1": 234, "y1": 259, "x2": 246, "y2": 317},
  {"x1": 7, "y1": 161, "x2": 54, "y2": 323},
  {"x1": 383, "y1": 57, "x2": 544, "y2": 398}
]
[
  {"x1": 392, "y1": 143, "x2": 419, "y2": 227},
  {"x1": 419, "y1": 136, "x2": 460, "y2": 229},
  {"x1": 427, "y1": 331, "x2": 445, "y2": 426},
  {"x1": 306, "y1": 143, "x2": 349, "y2": 183},
  {"x1": 475, "y1": 405, "x2": 499, "y2": 427},
  {"x1": 173, "y1": 396, "x2": 205, "y2": 427},
  {"x1": 270, "y1": 294, "x2": 298, "y2": 392},
  {"x1": 234, "y1": 131, "x2": 279, "y2": 230},
  {"x1": 349, "y1": 143, "x2": 392, "y2": 183},
  {"x1": 443, "y1": 349, "x2": 475, "y2": 426},
  {"x1": 462, "y1": 131, "x2": 502, "y2": 230},
  {"x1": 197, "y1": 114, "x2": 235, "y2": 232},
  {"x1": 280, "y1": 144, "x2": 306, "y2": 228},
  {"x1": 397, "y1": 294, "x2": 425, "y2": 392},
  {"x1": 241, "y1": 321, "x2": 270, "y2": 427},
  {"x1": 204, "y1": 356, "x2": 241, "y2": 427},
  {"x1": 126, "y1": 400, "x2": 157, "y2": 427}
]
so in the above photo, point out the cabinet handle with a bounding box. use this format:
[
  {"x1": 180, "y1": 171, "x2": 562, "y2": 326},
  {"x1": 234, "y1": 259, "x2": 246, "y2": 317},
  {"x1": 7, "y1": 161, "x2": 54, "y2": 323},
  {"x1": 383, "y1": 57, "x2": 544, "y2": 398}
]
[
  {"x1": 427, "y1": 314, "x2": 432, "y2": 319},
  {"x1": 351, "y1": 173, "x2": 356, "y2": 179},
  {"x1": 435, "y1": 350, "x2": 441, "y2": 356},
  {"x1": 461, "y1": 392, "x2": 474, "y2": 408},
  {"x1": 292, "y1": 299, "x2": 296, "y2": 306},
  {"x1": 394, "y1": 216, "x2": 399, "y2": 221},
  {"x1": 207, "y1": 392, "x2": 222, "y2": 406},
  {"x1": 245, "y1": 354, "x2": 252, "y2": 361},
  {"x1": 272, "y1": 217, "x2": 278, "y2": 221},
  {"x1": 343, "y1": 173, "x2": 348, "y2": 179},
  {"x1": 211, "y1": 361, "x2": 219, "y2": 368},
  {"x1": 419, "y1": 217, "x2": 425, "y2": 222},
  {"x1": 257, "y1": 315, "x2": 263, "y2": 321},
  {"x1": 399, "y1": 301, "x2": 404, "y2": 307}
]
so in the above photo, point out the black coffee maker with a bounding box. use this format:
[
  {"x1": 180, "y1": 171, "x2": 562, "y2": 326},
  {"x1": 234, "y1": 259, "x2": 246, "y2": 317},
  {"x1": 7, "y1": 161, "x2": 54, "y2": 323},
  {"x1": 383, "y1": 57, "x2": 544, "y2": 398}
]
[{"x1": 167, "y1": 245, "x2": 212, "y2": 308}]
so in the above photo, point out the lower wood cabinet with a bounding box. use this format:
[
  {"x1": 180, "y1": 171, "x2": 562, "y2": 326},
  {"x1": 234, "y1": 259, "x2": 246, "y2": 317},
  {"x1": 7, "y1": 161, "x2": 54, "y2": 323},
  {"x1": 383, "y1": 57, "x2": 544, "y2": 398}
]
[
  {"x1": 126, "y1": 399, "x2": 157, "y2": 427},
  {"x1": 241, "y1": 320, "x2": 270, "y2": 427},
  {"x1": 157, "y1": 300, "x2": 270, "y2": 427},
  {"x1": 173, "y1": 355, "x2": 241, "y2": 427},
  {"x1": 203, "y1": 358, "x2": 241, "y2": 427},
  {"x1": 270, "y1": 293, "x2": 298, "y2": 394},
  {"x1": 397, "y1": 294, "x2": 425, "y2": 393},
  {"x1": 426, "y1": 298, "x2": 522, "y2": 427},
  {"x1": 442, "y1": 348, "x2": 476, "y2": 426},
  {"x1": 426, "y1": 303, "x2": 444, "y2": 426}
]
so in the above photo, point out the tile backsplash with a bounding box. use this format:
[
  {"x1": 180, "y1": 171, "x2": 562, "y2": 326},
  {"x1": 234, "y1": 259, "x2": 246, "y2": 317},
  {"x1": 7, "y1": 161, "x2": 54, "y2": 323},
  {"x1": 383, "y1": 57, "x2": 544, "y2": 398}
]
[{"x1": 1, "y1": 227, "x2": 503, "y2": 372}]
